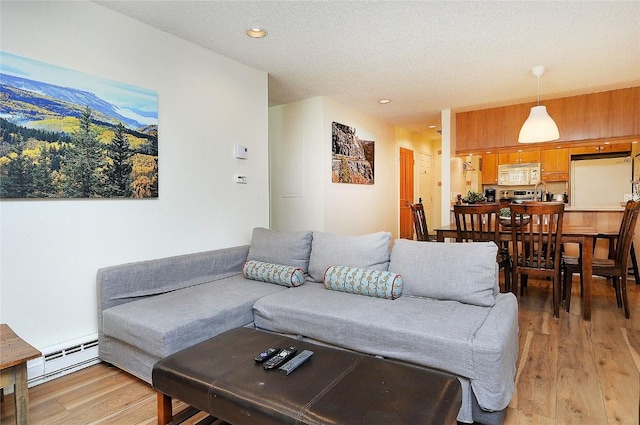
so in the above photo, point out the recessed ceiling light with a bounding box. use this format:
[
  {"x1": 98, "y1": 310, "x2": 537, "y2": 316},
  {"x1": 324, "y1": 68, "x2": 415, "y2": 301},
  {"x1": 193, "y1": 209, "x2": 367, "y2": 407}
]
[
  {"x1": 378, "y1": 99, "x2": 390, "y2": 104},
  {"x1": 246, "y1": 28, "x2": 267, "y2": 38}
]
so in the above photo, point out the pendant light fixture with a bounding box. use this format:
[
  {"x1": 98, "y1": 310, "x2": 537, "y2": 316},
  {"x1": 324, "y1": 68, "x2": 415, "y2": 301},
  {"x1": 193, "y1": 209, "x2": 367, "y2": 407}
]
[{"x1": 518, "y1": 65, "x2": 559, "y2": 143}]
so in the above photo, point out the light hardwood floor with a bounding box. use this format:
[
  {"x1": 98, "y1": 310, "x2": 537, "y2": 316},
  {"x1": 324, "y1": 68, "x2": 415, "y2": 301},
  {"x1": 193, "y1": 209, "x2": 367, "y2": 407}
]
[{"x1": 2, "y1": 275, "x2": 639, "y2": 425}]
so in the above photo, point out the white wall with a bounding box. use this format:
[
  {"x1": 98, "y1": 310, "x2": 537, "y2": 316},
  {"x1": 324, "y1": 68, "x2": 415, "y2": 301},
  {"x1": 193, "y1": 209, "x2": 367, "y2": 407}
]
[
  {"x1": 0, "y1": 1, "x2": 269, "y2": 350},
  {"x1": 322, "y1": 98, "x2": 398, "y2": 237},
  {"x1": 441, "y1": 109, "x2": 453, "y2": 227},
  {"x1": 269, "y1": 97, "x2": 398, "y2": 238},
  {"x1": 432, "y1": 140, "x2": 444, "y2": 227},
  {"x1": 269, "y1": 98, "x2": 325, "y2": 231}
]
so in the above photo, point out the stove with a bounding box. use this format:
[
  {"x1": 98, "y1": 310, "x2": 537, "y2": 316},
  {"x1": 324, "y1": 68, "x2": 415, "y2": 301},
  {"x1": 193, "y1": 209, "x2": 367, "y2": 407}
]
[{"x1": 499, "y1": 189, "x2": 543, "y2": 203}]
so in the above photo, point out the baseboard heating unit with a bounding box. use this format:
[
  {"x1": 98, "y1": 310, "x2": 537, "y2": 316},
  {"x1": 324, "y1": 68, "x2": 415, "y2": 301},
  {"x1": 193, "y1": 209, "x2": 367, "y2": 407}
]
[{"x1": 26, "y1": 334, "x2": 100, "y2": 388}]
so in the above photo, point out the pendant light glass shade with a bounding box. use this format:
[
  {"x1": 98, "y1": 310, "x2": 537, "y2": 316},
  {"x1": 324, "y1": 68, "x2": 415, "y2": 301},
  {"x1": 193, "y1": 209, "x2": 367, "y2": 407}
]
[
  {"x1": 518, "y1": 65, "x2": 560, "y2": 143},
  {"x1": 518, "y1": 105, "x2": 559, "y2": 143}
]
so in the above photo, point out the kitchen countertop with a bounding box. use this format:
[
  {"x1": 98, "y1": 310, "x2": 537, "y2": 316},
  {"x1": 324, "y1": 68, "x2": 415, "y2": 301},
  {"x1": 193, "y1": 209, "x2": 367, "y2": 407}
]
[
  {"x1": 450, "y1": 204, "x2": 625, "y2": 212},
  {"x1": 564, "y1": 206, "x2": 624, "y2": 212}
]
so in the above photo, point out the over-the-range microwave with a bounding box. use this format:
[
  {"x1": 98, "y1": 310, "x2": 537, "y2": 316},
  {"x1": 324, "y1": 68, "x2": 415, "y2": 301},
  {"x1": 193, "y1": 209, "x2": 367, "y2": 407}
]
[{"x1": 497, "y1": 163, "x2": 541, "y2": 186}]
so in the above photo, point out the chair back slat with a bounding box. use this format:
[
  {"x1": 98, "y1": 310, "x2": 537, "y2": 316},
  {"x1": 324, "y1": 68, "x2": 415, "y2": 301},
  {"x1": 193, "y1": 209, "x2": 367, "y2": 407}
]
[
  {"x1": 510, "y1": 202, "x2": 565, "y2": 275},
  {"x1": 510, "y1": 201, "x2": 565, "y2": 317},
  {"x1": 563, "y1": 199, "x2": 640, "y2": 319},
  {"x1": 615, "y1": 200, "x2": 640, "y2": 271},
  {"x1": 453, "y1": 203, "x2": 501, "y2": 244},
  {"x1": 407, "y1": 201, "x2": 431, "y2": 241}
]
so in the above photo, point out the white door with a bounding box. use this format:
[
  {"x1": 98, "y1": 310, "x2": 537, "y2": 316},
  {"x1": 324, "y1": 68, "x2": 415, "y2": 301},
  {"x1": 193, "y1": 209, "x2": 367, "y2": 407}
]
[{"x1": 418, "y1": 151, "x2": 434, "y2": 233}]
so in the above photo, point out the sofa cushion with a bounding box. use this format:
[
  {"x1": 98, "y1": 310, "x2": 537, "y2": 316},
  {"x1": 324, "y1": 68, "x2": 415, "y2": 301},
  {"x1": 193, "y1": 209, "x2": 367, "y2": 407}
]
[
  {"x1": 323, "y1": 265, "x2": 402, "y2": 299},
  {"x1": 253, "y1": 283, "x2": 518, "y2": 412},
  {"x1": 102, "y1": 275, "x2": 286, "y2": 359},
  {"x1": 247, "y1": 227, "x2": 313, "y2": 272},
  {"x1": 254, "y1": 283, "x2": 489, "y2": 381},
  {"x1": 389, "y1": 239, "x2": 498, "y2": 307},
  {"x1": 307, "y1": 231, "x2": 391, "y2": 282},
  {"x1": 243, "y1": 260, "x2": 305, "y2": 287}
]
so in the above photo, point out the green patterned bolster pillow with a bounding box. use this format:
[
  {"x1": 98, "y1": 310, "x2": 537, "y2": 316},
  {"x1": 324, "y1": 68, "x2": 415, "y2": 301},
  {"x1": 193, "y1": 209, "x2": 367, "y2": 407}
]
[
  {"x1": 323, "y1": 265, "x2": 403, "y2": 300},
  {"x1": 242, "y1": 260, "x2": 305, "y2": 287}
]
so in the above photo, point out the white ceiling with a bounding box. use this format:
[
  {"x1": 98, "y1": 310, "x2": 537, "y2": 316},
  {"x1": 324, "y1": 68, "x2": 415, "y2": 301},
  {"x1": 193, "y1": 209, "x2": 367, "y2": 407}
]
[{"x1": 94, "y1": 1, "x2": 640, "y2": 136}]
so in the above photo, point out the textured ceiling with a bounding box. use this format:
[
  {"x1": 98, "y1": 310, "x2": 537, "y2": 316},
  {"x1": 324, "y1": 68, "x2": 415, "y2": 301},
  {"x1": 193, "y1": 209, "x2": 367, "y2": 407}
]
[{"x1": 94, "y1": 1, "x2": 640, "y2": 136}]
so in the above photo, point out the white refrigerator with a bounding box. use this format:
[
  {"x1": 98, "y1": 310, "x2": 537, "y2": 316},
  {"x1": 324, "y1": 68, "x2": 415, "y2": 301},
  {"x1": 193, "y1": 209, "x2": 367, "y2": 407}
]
[{"x1": 571, "y1": 156, "x2": 633, "y2": 207}]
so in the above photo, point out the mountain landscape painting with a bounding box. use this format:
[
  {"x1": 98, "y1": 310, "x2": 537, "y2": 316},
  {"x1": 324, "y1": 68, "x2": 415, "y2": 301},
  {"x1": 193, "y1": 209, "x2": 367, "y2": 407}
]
[
  {"x1": 331, "y1": 121, "x2": 374, "y2": 185},
  {"x1": 0, "y1": 51, "x2": 158, "y2": 199}
]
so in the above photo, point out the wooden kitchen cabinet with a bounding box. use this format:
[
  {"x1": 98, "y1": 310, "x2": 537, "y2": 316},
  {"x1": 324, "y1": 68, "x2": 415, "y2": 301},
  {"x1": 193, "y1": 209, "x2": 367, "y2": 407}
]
[
  {"x1": 520, "y1": 150, "x2": 541, "y2": 163},
  {"x1": 569, "y1": 142, "x2": 632, "y2": 156},
  {"x1": 498, "y1": 149, "x2": 540, "y2": 165},
  {"x1": 541, "y1": 172, "x2": 570, "y2": 182},
  {"x1": 481, "y1": 153, "x2": 498, "y2": 184},
  {"x1": 455, "y1": 87, "x2": 640, "y2": 154},
  {"x1": 456, "y1": 104, "x2": 529, "y2": 152},
  {"x1": 551, "y1": 88, "x2": 640, "y2": 142},
  {"x1": 541, "y1": 147, "x2": 569, "y2": 172},
  {"x1": 541, "y1": 147, "x2": 569, "y2": 182}
]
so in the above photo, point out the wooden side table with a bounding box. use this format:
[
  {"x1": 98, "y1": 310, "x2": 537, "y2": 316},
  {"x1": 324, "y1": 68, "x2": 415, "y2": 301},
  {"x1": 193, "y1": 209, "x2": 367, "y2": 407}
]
[{"x1": 0, "y1": 324, "x2": 41, "y2": 425}]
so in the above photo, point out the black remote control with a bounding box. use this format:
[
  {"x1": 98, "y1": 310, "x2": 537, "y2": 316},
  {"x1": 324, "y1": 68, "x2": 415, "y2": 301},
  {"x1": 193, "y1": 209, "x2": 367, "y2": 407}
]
[
  {"x1": 263, "y1": 346, "x2": 297, "y2": 370},
  {"x1": 279, "y1": 350, "x2": 313, "y2": 375},
  {"x1": 254, "y1": 347, "x2": 280, "y2": 363}
]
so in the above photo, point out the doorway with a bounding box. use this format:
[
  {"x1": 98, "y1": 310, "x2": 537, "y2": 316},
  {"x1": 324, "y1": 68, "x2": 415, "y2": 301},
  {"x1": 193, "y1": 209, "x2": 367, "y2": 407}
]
[
  {"x1": 417, "y1": 151, "x2": 434, "y2": 235},
  {"x1": 399, "y1": 147, "x2": 414, "y2": 239}
]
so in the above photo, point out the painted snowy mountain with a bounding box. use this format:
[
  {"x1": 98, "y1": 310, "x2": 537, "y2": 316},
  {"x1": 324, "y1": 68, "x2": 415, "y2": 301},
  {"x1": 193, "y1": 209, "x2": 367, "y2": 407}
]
[{"x1": 0, "y1": 73, "x2": 147, "y2": 129}]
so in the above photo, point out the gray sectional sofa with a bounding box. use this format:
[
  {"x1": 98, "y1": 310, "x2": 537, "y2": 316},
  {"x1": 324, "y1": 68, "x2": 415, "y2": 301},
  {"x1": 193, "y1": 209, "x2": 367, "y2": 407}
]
[{"x1": 97, "y1": 227, "x2": 518, "y2": 424}]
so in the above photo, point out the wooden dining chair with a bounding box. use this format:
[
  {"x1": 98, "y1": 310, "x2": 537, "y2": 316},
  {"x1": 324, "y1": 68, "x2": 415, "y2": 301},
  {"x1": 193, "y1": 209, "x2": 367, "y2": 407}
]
[
  {"x1": 562, "y1": 200, "x2": 640, "y2": 318},
  {"x1": 453, "y1": 203, "x2": 513, "y2": 292},
  {"x1": 407, "y1": 200, "x2": 437, "y2": 241},
  {"x1": 593, "y1": 234, "x2": 640, "y2": 285},
  {"x1": 510, "y1": 202, "x2": 565, "y2": 317}
]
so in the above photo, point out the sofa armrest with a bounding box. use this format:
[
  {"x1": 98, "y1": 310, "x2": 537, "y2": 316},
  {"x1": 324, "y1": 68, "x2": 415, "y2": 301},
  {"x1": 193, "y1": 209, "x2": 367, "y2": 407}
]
[
  {"x1": 97, "y1": 245, "x2": 249, "y2": 329},
  {"x1": 470, "y1": 292, "x2": 518, "y2": 412}
]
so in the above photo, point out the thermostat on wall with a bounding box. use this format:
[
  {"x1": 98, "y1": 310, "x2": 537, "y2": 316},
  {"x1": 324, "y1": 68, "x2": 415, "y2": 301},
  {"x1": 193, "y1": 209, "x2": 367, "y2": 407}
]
[{"x1": 235, "y1": 144, "x2": 248, "y2": 159}]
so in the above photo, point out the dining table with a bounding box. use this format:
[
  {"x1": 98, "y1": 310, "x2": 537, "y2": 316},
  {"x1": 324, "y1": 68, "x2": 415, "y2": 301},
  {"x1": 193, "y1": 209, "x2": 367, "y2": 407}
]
[{"x1": 434, "y1": 223, "x2": 598, "y2": 321}]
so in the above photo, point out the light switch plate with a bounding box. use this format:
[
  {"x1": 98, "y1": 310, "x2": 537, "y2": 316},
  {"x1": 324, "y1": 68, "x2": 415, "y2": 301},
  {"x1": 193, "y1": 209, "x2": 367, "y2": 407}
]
[{"x1": 235, "y1": 144, "x2": 248, "y2": 159}]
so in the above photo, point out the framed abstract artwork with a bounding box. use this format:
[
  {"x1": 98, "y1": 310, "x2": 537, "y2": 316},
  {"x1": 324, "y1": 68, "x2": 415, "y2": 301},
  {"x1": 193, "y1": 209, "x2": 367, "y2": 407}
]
[{"x1": 331, "y1": 121, "x2": 374, "y2": 185}]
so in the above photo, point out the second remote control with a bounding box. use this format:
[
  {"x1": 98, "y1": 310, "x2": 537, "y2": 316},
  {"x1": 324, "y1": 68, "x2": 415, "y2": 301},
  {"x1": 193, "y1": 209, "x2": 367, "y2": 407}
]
[
  {"x1": 263, "y1": 346, "x2": 297, "y2": 370},
  {"x1": 279, "y1": 350, "x2": 314, "y2": 375},
  {"x1": 254, "y1": 347, "x2": 280, "y2": 363}
]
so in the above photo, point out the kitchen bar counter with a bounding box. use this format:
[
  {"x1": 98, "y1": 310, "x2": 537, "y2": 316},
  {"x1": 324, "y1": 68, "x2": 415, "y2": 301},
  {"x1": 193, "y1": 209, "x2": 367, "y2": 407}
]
[
  {"x1": 565, "y1": 206, "x2": 624, "y2": 212},
  {"x1": 447, "y1": 204, "x2": 631, "y2": 258},
  {"x1": 562, "y1": 208, "x2": 632, "y2": 258},
  {"x1": 564, "y1": 208, "x2": 622, "y2": 231},
  {"x1": 450, "y1": 204, "x2": 624, "y2": 213}
]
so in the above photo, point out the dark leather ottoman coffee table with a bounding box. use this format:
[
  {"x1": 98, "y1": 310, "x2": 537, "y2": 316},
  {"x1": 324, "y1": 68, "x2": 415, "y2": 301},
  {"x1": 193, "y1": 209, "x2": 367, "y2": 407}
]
[{"x1": 152, "y1": 327, "x2": 461, "y2": 425}]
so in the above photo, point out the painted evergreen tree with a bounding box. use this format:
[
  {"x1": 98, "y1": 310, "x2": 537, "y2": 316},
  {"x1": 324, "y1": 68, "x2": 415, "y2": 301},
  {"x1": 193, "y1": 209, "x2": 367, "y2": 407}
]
[
  {"x1": 150, "y1": 157, "x2": 158, "y2": 197},
  {"x1": 106, "y1": 123, "x2": 133, "y2": 197},
  {"x1": 0, "y1": 135, "x2": 35, "y2": 198},
  {"x1": 60, "y1": 106, "x2": 108, "y2": 197},
  {"x1": 32, "y1": 143, "x2": 56, "y2": 197}
]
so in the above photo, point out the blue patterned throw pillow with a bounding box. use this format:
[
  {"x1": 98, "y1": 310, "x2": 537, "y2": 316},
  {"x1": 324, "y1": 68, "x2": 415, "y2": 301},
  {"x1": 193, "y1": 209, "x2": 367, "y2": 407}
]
[
  {"x1": 323, "y1": 265, "x2": 403, "y2": 300},
  {"x1": 242, "y1": 260, "x2": 305, "y2": 287}
]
